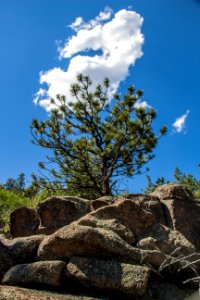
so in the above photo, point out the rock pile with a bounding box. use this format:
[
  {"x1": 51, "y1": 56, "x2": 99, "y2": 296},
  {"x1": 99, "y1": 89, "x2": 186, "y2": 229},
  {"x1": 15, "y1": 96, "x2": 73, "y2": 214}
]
[{"x1": 1, "y1": 184, "x2": 200, "y2": 299}]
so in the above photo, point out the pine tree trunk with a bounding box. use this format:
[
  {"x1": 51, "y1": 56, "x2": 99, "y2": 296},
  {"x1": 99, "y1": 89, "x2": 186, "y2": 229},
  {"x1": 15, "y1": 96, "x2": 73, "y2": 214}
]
[{"x1": 102, "y1": 178, "x2": 111, "y2": 196}]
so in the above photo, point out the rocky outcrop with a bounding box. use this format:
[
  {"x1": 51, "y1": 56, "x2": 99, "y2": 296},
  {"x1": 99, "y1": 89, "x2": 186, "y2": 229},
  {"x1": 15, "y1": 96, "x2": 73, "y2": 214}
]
[
  {"x1": 0, "y1": 240, "x2": 13, "y2": 281},
  {"x1": 38, "y1": 223, "x2": 166, "y2": 268},
  {"x1": 2, "y1": 261, "x2": 65, "y2": 288},
  {"x1": 143, "y1": 280, "x2": 193, "y2": 300},
  {"x1": 3, "y1": 235, "x2": 45, "y2": 264},
  {"x1": 37, "y1": 196, "x2": 90, "y2": 234},
  {"x1": 146, "y1": 184, "x2": 200, "y2": 248},
  {"x1": 10, "y1": 207, "x2": 39, "y2": 238},
  {"x1": 90, "y1": 199, "x2": 108, "y2": 211},
  {"x1": 0, "y1": 235, "x2": 44, "y2": 280},
  {"x1": 138, "y1": 223, "x2": 196, "y2": 256},
  {"x1": 77, "y1": 214, "x2": 135, "y2": 244},
  {"x1": 0, "y1": 285, "x2": 103, "y2": 300},
  {"x1": 151, "y1": 183, "x2": 194, "y2": 201},
  {"x1": 125, "y1": 193, "x2": 166, "y2": 225},
  {"x1": 1, "y1": 184, "x2": 200, "y2": 299},
  {"x1": 161, "y1": 198, "x2": 200, "y2": 248},
  {"x1": 86, "y1": 198, "x2": 159, "y2": 239},
  {"x1": 65, "y1": 257, "x2": 150, "y2": 297}
]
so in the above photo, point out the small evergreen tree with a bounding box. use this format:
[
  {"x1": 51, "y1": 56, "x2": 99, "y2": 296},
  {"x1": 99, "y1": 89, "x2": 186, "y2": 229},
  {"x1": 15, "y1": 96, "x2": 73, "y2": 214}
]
[
  {"x1": 31, "y1": 74, "x2": 166, "y2": 196},
  {"x1": 144, "y1": 175, "x2": 169, "y2": 194},
  {"x1": 144, "y1": 167, "x2": 200, "y2": 197},
  {"x1": 174, "y1": 167, "x2": 200, "y2": 196}
]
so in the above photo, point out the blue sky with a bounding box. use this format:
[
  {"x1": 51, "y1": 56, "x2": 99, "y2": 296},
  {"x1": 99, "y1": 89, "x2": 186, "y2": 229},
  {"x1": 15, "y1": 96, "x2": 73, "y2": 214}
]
[{"x1": 0, "y1": 0, "x2": 200, "y2": 192}]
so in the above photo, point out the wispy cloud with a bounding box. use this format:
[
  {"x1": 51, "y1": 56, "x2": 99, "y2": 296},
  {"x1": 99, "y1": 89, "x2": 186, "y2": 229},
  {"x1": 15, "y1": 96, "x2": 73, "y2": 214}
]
[
  {"x1": 134, "y1": 100, "x2": 151, "y2": 109},
  {"x1": 34, "y1": 7, "x2": 144, "y2": 111},
  {"x1": 172, "y1": 110, "x2": 190, "y2": 133}
]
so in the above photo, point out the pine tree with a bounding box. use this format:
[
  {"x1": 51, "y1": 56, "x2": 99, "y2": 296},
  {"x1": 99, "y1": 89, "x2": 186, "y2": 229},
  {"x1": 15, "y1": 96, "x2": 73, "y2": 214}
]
[{"x1": 31, "y1": 74, "x2": 166, "y2": 196}]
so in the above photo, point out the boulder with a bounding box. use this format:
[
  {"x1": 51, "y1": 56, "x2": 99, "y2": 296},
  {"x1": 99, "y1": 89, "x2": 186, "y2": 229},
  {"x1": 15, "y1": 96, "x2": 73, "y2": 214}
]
[
  {"x1": 2, "y1": 261, "x2": 66, "y2": 288},
  {"x1": 0, "y1": 285, "x2": 103, "y2": 300},
  {"x1": 90, "y1": 200, "x2": 108, "y2": 211},
  {"x1": 3, "y1": 235, "x2": 45, "y2": 264},
  {"x1": 0, "y1": 235, "x2": 44, "y2": 280},
  {"x1": 124, "y1": 194, "x2": 166, "y2": 225},
  {"x1": 151, "y1": 184, "x2": 194, "y2": 201},
  {"x1": 38, "y1": 223, "x2": 166, "y2": 268},
  {"x1": 161, "y1": 199, "x2": 200, "y2": 248},
  {"x1": 65, "y1": 257, "x2": 150, "y2": 297},
  {"x1": 94, "y1": 196, "x2": 114, "y2": 203},
  {"x1": 87, "y1": 199, "x2": 157, "y2": 239},
  {"x1": 142, "y1": 280, "x2": 193, "y2": 300},
  {"x1": 77, "y1": 214, "x2": 135, "y2": 245},
  {"x1": 37, "y1": 196, "x2": 89, "y2": 233},
  {"x1": 0, "y1": 240, "x2": 13, "y2": 280},
  {"x1": 10, "y1": 207, "x2": 39, "y2": 238},
  {"x1": 138, "y1": 224, "x2": 196, "y2": 256}
]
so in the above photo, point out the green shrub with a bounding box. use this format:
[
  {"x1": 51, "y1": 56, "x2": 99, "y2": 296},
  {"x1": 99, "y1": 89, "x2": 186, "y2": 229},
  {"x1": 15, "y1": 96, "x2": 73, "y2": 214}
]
[{"x1": 0, "y1": 189, "x2": 38, "y2": 235}]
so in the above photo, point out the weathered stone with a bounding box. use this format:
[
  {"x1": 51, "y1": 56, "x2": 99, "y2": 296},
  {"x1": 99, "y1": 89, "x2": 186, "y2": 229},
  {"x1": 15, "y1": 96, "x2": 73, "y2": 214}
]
[
  {"x1": 2, "y1": 261, "x2": 66, "y2": 288},
  {"x1": 10, "y1": 207, "x2": 39, "y2": 238},
  {"x1": 38, "y1": 223, "x2": 166, "y2": 268},
  {"x1": 37, "y1": 196, "x2": 89, "y2": 231},
  {"x1": 142, "y1": 280, "x2": 193, "y2": 300},
  {"x1": 36, "y1": 226, "x2": 61, "y2": 235},
  {"x1": 138, "y1": 224, "x2": 196, "y2": 256},
  {"x1": 90, "y1": 200, "x2": 108, "y2": 211},
  {"x1": 161, "y1": 199, "x2": 200, "y2": 248},
  {"x1": 87, "y1": 199, "x2": 157, "y2": 239},
  {"x1": 124, "y1": 193, "x2": 166, "y2": 225},
  {"x1": 77, "y1": 214, "x2": 134, "y2": 244},
  {"x1": 0, "y1": 240, "x2": 13, "y2": 280},
  {"x1": 0, "y1": 235, "x2": 44, "y2": 280},
  {"x1": 65, "y1": 257, "x2": 150, "y2": 297},
  {"x1": 94, "y1": 196, "x2": 114, "y2": 203},
  {"x1": 4, "y1": 235, "x2": 44, "y2": 263},
  {"x1": 0, "y1": 285, "x2": 103, "y2": 300},
  {"x1": 151, "y1": 183, "x2": 194, "y2": 201}
]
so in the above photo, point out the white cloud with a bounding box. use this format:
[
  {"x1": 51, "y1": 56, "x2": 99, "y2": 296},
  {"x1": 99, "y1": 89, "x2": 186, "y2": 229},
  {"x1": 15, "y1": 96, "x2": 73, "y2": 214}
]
[
  {"x1": 134, "y1": 100, "x2": 151, "y2": 109},
  {"x1": 69, "y1": 17, "x2": 84, "y2": 31},
  {"x1": 172, "y1": 110, "x2": 190, "y2": 133},
  {"x1": 69, "y1": 7, "x2": 113, "y2": 32},
  {"x1": 34, "y1": 8, "x2": 144, "y2": 111}
]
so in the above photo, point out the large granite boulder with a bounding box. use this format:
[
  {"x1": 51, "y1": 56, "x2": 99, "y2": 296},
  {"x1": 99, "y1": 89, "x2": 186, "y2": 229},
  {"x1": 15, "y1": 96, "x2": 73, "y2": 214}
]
[
  {"x1": 124, "y1": 194, "x2": 166, "y2": 225},
  {"x1": 161, "y1": 199, "x2": 200, "y2": 248},
  {"x1": 77, "y1": 214, "x2": 135, "y2": 245},
  {"x1": 37, "y1": 196, "x2": 90, "y2": 234},
  {"x1": 10, "y1": 207, "x2": 39, "y2": 238},
  {"x1": 0, "y1": 235, "x2": 44, "y2": 280},
  {"x1": 151, "y1": 184, "x2": 194, "y2": 201},
  {"x1": 94, "y1": 196, "x2": 113, "y2": 203},
  {"x1": 65, "y1": 257, "x2": 150, "y2": 297},
  {"x1": 148, "y1": 184, "x2": 200, "y2": 249},
  {"x1": 138, "y1": 224, "x2": 196, "y2": 256},
  {"x1": 38, "y1": 223, "x2": 166, "y2": 268},
  {"x1": 2, "y1": 261, "x2": 66, "y2": 288},
  {"x1": 142, "y1": 280, "x2": 193, "y2": 300},
  {"x1": 3, "y1": 235, "x2": 45, "y2": 264},
  {"x1": 86, "y1": 198, "x2": 158, "y2": 239},
  {"x1": 0, "y1": 285, "x2": 103, "y2": 300},
  {"x1": 90, "y1": 200, "x2": 108, "y2": 211},
  {"x1": 0, "y1": 240, "x2": 13, "y2": 281}
]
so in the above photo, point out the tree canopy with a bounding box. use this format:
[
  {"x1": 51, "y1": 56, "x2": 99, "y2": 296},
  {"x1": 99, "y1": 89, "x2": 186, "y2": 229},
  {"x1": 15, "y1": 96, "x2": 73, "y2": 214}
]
[{"x1": 31, "y1": 74, "x2": 166, "y2": 197}]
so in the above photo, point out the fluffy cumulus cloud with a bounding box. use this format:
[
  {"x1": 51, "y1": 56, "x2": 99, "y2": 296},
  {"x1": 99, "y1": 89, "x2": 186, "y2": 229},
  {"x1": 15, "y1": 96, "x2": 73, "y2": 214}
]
[
  {"x1": 173, "y1": 110, "x2": 190, "y2": 133},
  {"x1": 34, "y1": 8, "x2": 144, "y2": 111}
]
